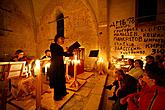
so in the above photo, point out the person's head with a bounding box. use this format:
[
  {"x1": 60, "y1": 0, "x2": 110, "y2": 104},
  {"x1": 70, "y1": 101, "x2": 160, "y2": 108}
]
[
  {"x1": 134, "y1": 59, "x2": 143, "y2": 69},
  {"x1": 54, "y1": 34, "x2": 65, "y2": 45},
  {"x1": 15, "y1": 49, "x2": 24, "y2": 59},
  {"x1": 146, "y1": 55, "x2": 155, "y2": 64},
  {"x1": 45, "y1": 49, "x2": 51, "y2": 57},
  {"x1": 155, "y1": 55, "x2": 164, "y2": 63},
  {"x1": 143, "y1": 66, "x2": 165, "y2": 87},
  {"x1": 162, "y1": 61, "x2": 165, "y2": 69},
  {"x1": 115, "y1": 69, "x2": 125, "y2": 80},
  {"x1": 128, "y1": 59, "x2": 134, "y2": 65}
]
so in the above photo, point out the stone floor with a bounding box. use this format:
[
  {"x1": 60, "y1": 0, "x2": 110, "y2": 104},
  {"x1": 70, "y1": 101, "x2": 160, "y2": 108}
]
[{"x1": 6, "y1": 71, "x2": 115, "y2": 110}]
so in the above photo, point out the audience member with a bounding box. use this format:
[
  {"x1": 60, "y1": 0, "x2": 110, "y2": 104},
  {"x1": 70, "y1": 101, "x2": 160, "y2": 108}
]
[
  {"x1": 145, "y1": 55, "x2": 157, "y2": 70},
  {"x1": 112, "y1": 69, "x2": 138, "y2": 110},
  {"x1": 155, "y1": 55, "x2": 164, "y2": 68},
  {"x1": 105, "y1": 59, "x2": 141, "y2": 100},
  {"x1": 127, "y1": 59, "x2": 134, "y2": 71},
  {"x1": 127, "y1": 59, "x2": 144, "y2": 79},
  {"x1": 120, "y1": 66, "x2": 165, "y2": 110}
]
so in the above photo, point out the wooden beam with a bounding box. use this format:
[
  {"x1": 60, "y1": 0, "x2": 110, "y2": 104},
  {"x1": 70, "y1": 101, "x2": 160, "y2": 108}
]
[
  {"x1": 0, "y1": 7, "x2": 12, "y2": 13},
  {"x1": 0, "y1": 28, "x2": 13, "y2": 32},
  {"x1": 48, "y1": 16, "x2": 69, "y2": 24}
]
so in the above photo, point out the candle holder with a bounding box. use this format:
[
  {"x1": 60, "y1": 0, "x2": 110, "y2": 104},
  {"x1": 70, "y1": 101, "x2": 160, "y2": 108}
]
[
  {"x1": 65, "y1": 58, "x2": 71, "y2": 83},
  {"x1": 69, "y1": 59, "x2": 81, "y2": 88},
  {"x1": 34, "y1": 60, "x2": 42, "y2": 110}
]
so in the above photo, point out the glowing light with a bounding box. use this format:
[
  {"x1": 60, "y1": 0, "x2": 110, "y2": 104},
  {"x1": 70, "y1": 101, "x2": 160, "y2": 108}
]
[
  {"x1": 74, "y1": 55, "x2": 78, "y2": 60},
  {"x1": 97, "y1": 57, "x2": 104, "y2": 63},
  {"x1": 35, "y1": 60, "x2": 40, "y2": 75},
  {"x1": 45, "y1": 62, "x2": 51, "y2": 73}
]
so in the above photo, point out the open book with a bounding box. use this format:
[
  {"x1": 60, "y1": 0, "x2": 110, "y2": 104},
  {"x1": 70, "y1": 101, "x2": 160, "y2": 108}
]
[{"x1": 67, "y1": 41, "x2": 81, "y2": 53}]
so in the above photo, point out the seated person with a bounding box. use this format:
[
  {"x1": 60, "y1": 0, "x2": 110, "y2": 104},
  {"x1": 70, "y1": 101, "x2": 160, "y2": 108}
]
[
  {"x1": 127, "y1": 59, "x2": 144, "y2": 79},
  {"x1": 105, "y1": 59, "x2": 143, "y2": 100},
  {"x1": 127, "y1": 59, "x2": 134, "y2": 72},
  {"x1": 40, "y1": 50, "x2": 51, "y2": 80},
  {"x1": 11, "y1": 49, "x2": 27, "y2": 62},
  {"x1": 145, "y1": 55, "x2": 157, "y2": 70},
  {"x1": 155, "y1": 55, "x2": 164, "y2": 68},
  {"x1": 120, "y1": 66, "x2": 165, "y2": 110},
  {"x1": 10, "y1": 49, "x2": 35, "y2": 99},
  {"x1": 41, "y1": 49, "x2": 51, "y2": 60},
  {"x1": 112, "y1": 70, "x2": 138, "y2": 110}
]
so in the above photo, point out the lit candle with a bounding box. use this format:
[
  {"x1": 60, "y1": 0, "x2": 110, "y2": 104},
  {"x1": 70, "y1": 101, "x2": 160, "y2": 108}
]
[
  {"x1": 66, "y1": 59, "x2": 69, "y2": 75},
  {"x1": 73, "y1": 59, "x2": 80, "y2": 80},
  {"x1": 75, "y1": 55, "x2": 77, "y2": 60},
  {"x1": 45, "y1": 64, "x2": 47, "y2": 74},
  {"x1": 34, "y1": 60, "x2": 40, "y2": 75},
  {"x1": 35, "y1": 60, "x2": 41, "y2": 110},
  {"x1": 65, "y1": 57, "x2": 71, "y2": 81},
  {"x1": 45, "y1": 62, "x2": 51, "y2": 75},
  {"x1": 73, "y1": 60, "x2": 77, "y2": 80}
]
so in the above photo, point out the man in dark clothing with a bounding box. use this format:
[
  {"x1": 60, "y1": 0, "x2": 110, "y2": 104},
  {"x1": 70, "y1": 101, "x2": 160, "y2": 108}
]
[
  {"x1": 48, "y1": 34, "x2": 72, "y2": 101},
  {"x1": 145, "y1": 55, "x2": 157, "y2": 70}
]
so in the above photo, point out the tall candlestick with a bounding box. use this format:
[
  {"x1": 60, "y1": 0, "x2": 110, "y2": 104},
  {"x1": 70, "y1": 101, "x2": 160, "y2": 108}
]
[
  {"x1": 69, "y1": 59, "x2": 81, "y2": 88},
  {"x1": 45, "y1": 64, "x2": 47, "y2": 74},
  {"x1": 73, "y1": 60, "x2": 77, "y2": 80},
  {"x1": 35, "y1": 60, "x2": 41, "y2": 110},
  {"x1": 34, "y1": 60, "x2": 40, "y2": 75}
]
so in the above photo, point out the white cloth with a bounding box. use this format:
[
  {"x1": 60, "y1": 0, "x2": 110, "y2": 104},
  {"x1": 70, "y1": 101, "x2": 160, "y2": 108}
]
[{"x1": 127, "y1": 67, "x2": 144, "y2": 79}]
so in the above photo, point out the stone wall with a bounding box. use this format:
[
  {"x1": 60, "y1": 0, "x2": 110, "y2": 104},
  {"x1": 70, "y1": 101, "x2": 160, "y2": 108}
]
[
  {"x1": 108, "y1": 0, "x2": 165, "y2": 62},
  {"x1": 0, "y1": 0, "x2": 36, "y2": 60}
]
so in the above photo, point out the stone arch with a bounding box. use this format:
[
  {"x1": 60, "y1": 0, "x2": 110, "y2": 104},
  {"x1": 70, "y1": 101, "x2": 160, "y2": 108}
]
[{"x1": 38, "y1": 0, "x2": 99, "y2": 68}]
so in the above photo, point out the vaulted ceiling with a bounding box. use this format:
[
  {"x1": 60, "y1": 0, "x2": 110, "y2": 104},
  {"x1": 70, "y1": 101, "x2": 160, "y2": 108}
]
[{"x1": 0, "y1": 0, "x2": 99, "y2": 22}]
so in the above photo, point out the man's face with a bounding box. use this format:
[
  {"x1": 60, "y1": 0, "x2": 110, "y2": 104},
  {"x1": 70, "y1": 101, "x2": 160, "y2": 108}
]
[
  {"x1": 46, "y1": 51, "x2": 51, "y2": 57},
  {"x1": 18, "y1": 52, "x2": 24, "y2": 59},
  {"x1": 57, "y1": 37, "x2": 64, "y2": 45},
  {"x1": 134, "y1": 61, "x2": 140, "y2": 67},
  {"x1": 146, "y1": 58, "x2": 153, "y2": 64}
]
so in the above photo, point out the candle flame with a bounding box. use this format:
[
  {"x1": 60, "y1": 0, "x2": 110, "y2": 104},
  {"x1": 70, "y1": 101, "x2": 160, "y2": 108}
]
[{"x1": 98, "y1": 57, "x2": 103, "y2": 63}]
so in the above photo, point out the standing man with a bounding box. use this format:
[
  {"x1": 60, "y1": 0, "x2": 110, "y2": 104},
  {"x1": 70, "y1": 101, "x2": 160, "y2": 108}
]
[{"x1": 48, "y1": 34, "x2": 72, "y2": 101}]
